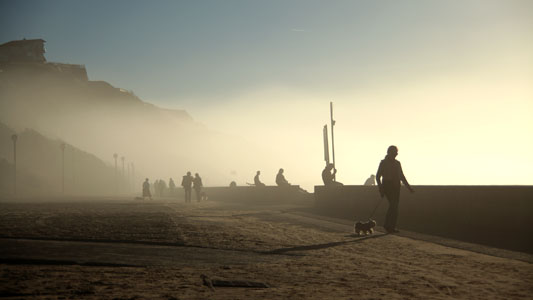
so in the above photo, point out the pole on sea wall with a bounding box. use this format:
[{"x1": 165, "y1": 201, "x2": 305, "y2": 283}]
[{"x1": 330, "y1": 101, "x2": 336, "y2": 180}]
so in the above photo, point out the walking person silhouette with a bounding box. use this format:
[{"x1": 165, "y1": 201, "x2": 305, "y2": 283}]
[
  {"x1": 376, "y1": 145, "x2": 414, "y2": 233},
  {"x1": 182, "y1": 172, "x2": 193, "y2": 203},
  {"x1": 193, "y1": 173, "x2": 203, "y2": 202},
  {"x1": 142, "y1": 178, "x2": 152, "y2": 200}
]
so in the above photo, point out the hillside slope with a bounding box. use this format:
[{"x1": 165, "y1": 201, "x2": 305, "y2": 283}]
[
  {"x1": 0, "y1": 48, "x2": 260, "y2": 189},
  {"x1": 0, "y1": 122, "x2": 117, "y2": 196}
]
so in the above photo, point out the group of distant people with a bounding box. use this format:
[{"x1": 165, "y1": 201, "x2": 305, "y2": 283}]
[
  {"x1": 181, "y1": 172, "x2": 203, "y2": 203},
  {"x1": 249, "y1": 168, "x2": 292, "y2": 187},
  {"x1": 141, "y1": 145, "x2": 413, "y2": 234},
  {"x1": 238, "y1": 169, "x2": 291, "y2": 187},
  {"x1": 142, "y1": 172, "x2": 204, "y2": 203},
  {"x1": 142, "y1": 168, "x2": 296, "y2": 202}
]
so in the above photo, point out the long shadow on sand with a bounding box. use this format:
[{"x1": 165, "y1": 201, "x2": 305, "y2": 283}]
[{"x1": 266, "y1": 233, "x2": 386, "y2": 254}]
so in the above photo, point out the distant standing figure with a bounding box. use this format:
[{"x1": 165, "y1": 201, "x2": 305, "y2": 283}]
[
  {"x1": 254, "y1": 171, "x2": 265, "y2": 187},
  {"x1": 181, "y1": 171, "x2": 193, "y2": 203},
  {"x1": 142, "y1": 178, "x2": 152, "y2": 200},
  {"x1": 364, "y1": 174, "x2": 376, "y2": 186},
  {"x1": 275, "y1": 168, "x2": 290, "y2": 187},
  {"x1": 158, "y1": 179, "x2": 167, "y2": 197},
  {"x1": 153, "y1": 179, "x2": 160, "y2": 197},
  {"x1": 322, "y1": 163, "x2": 343, "y2": 186},
  {"x1": 376, "y1": 145, "x2": 414, "y2": 234},
  {"x1": 168, "y1": 178, "x2": 176, "y2": 196},
  {"x1": 193, "y1": 173, "x2": 203, "y2": 202}
]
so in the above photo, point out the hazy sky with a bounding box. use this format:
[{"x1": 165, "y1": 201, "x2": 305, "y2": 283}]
[{"x1": 1, "y1": 0, "x2": 532, "y2": 186}]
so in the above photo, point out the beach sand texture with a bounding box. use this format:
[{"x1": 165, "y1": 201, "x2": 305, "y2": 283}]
[{"x1": 1, "y1": 198, "x2": 531, "y2": 299}]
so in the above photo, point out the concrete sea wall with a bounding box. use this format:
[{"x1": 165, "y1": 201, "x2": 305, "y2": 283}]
[
  {"x1": 203, "y1": 186, "x2": 312, "y2": 204},
  {"x1": 314, "y1": 185, "x2": 533, "y2": 253}
]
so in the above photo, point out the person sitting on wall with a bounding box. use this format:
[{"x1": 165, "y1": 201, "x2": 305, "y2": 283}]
[
  {"x1": 322, "y1": 163, "x2": 343, "y2": 186},
  {"x1": 275, "y1": 168, "x2": 291, "y2": 187},
  {"x1": 364, "y1": 174, "x2": 376, "y2": 186},
  {"x1": 254, "y1": 170, "x2": 266, "y2": 187}
]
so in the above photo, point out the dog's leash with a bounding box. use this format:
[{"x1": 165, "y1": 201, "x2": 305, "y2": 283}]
[{"x1": 368, "y1": 196, "x2": 384, "y2": 219}]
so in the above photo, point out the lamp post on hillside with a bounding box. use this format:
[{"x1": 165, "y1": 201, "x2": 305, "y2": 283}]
[
  {"x1": 11, "y1": 134, "x2": 17, "y2": 196},
  {"x1": 71, "y1": 148, "x2": 76, "y2": 192},
  {"x1": 127, "y1": 162, "x2": 131, "y2": 193},
  {"x1": 131, "y1": 162, "x2": 135, "y2": 193},
  {"x1": 113, "y1": 153, "x2": 118, "y2": 194},
  {"x1": 61, "y1": 143, "x2": 66, "y2": 194},
  {"x1": 121, "y1": 156, "x2": 125, "y2": 194}
]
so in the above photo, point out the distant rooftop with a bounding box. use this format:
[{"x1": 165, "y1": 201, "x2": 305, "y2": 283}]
[
  {"x1": 0, "y1": 38, "x2": 46, "y2": 48},
  {"x1": 0, "y1": 38, "x2": 46, "y2": 63}
]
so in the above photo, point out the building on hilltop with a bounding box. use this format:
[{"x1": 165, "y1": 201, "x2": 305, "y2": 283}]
[
  {"x1": 0, "y1": 38, "x2": 88, "y2": 81},
  {"x1": 0, "y1": 38, "x2": 47, "y2": 63}
]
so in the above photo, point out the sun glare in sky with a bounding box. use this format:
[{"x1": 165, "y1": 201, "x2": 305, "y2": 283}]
[{"x1": 1, "y1": 0, "x2": 531, "y2": 188}]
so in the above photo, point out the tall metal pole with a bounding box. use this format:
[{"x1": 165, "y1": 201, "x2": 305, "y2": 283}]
[
  {"x1": 113, "y1": 153, "x2": 118, "y2": 194},
  {"x1": 131, "y1": 162, "x2": 135, "y2": 192},
  {"x1": 127, "y1": 162, "x2": 131, "y2": 192},
  {"x1": 330, "y1": 101, "x2": 336, "y2": 180},
  {"x1": 11, "y1": 134, "x2": 17, "y2": 196},
  {"x1": 71, "y1": 148, "x2": 75, "y2": 192},
  {"x1": 121, "y1": 156, "x2": 125, "y2": 194},
  {"x1": 61, "y1": 143, "x2": 66, "y2": 194}
]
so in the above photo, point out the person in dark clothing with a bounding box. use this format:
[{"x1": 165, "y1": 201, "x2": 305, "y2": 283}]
[
  {"x1": 376, "y1": 145, "x2": 414, "y2": 233},
  {"x1": 142, "y1": 178, "x2": 152, "y2": 200},
  {"x1": 322, "y1": 163, "x2": 343, "y2": 186},
  {"x1": 254, "y1": 171, "x2": 265, "y2": 187},
  {"x1": 193, "y1": 173, "x2": 203, "y2": 202},
  {"x1": 181, "y1": 171, "x2": 193, "y2": 203},
  {"x1": 275, "y1": 168, "x2": 290, "y2": 187}
]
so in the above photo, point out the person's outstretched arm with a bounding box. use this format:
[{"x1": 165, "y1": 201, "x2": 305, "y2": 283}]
[{"x1": 399, "y1": 163, "x2": 414, "y2": 193}]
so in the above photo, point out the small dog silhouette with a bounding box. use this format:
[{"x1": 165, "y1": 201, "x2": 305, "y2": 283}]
[{"x1": 354, "y1": 219, "x2": 376, "y2": 236}]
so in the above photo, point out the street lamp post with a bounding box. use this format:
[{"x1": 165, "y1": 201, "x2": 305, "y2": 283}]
[
  {"x1": 11, "y1": 134, "x2": 17, "y2": 196},
  {"x1": 131, "y1": 162, "x2": 135, "y2": 193},
  {"x1": 113, "y1": 153, "x2": 118, "y2": 194},
  {"x1": 71, "y1": 148, "x2": 76, "y2": 193},
  {"x1": 121, "y1": 156, "x2": 125, "y2": 194},
  {"x1": 61, "y1": 143, "x2": 66, "y2": 194},
  {"x1": 127, "y1": 162, "x2": 131, "y2": 192}
]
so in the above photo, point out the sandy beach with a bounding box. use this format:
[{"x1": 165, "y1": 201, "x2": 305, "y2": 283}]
[{"x1": 1, "y1": 197, "x2": 532, "y2": 299}]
